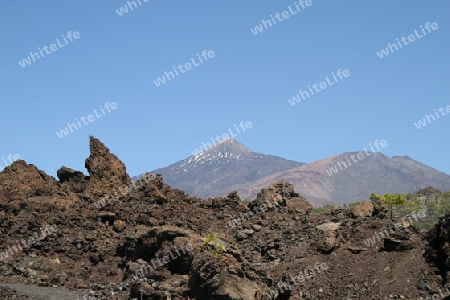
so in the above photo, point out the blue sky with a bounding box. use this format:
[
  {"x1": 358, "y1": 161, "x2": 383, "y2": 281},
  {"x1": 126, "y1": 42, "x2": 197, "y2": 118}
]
[{"x1": 1, "y1": 1, "x2": 449, "y2": 178}]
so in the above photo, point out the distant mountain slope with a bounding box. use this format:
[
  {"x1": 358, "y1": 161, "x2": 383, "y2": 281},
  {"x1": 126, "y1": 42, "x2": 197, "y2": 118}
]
[
  {"x1": 135, "y1": 141, "x2": 450, "y2": 207},
  {"x1": 236, "y1": 152, "x2": 450, "y2": 206},
  {"x1": 146, "y1": 139, "x2": 305, "y2": 198}
]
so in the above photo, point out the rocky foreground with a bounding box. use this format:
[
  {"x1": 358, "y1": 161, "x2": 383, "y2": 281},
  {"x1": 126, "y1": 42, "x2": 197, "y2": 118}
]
[{"x1": 0, "y1": 136, "x2": 449, "y2": 299}]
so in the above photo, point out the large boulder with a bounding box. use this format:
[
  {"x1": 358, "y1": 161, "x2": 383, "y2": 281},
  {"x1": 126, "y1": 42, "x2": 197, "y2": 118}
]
[
  {"x1": 57, "y1": 166, "x2": 88, "y2": 194},
  {"x1": 209, "y1": 272, "x2": 260, "y2": 300},
  {"x1": 315, "y1": 221, "x2": 341, "y2": 253},
  {"x1": 352, "y1": 201, "x2": 374, "y2": 218},
  {"x1": 189, "y1": 252, "x2": 263, "y2": 300}
]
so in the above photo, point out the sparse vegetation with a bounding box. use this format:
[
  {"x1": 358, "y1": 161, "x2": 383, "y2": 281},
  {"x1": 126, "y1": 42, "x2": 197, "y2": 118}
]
[
  {"x1": 312, "y1": 204, "x2": 339, "y2": 214},
  {"x1": 202, "y1": 233, "x2": 226, "y2": 255},
  {"x1": 368, "y1": 189, "x2": 450, "y2": 230},
  {"x1": 311, "y1": 189, "x2": 450, "y2": 231},
  {"x1": 370, "y1": 192, "x2": 417, "y2": 219}
]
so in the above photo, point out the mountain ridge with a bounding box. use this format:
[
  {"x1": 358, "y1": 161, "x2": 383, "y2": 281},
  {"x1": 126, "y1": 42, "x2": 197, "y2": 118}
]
[
  {"x1": 237, "y1": 151, "x2": 450, "y2": 206},
  {"x1": 139, "y1": 139, "x2": 450, "y2": 206}
]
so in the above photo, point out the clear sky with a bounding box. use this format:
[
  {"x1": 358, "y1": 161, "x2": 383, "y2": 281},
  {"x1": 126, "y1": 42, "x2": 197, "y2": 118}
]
[{"x1": 1, "y1": 1, "x2": 449, "y2": 178}]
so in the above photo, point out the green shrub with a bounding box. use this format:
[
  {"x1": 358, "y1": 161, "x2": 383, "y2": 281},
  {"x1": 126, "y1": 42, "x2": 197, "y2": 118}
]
[{"x1": 203, "y1": 233, "x2": 226, "y2": 255}]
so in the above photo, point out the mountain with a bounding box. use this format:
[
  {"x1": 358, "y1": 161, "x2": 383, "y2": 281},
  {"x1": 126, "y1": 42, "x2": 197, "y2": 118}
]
[
  {"x1": 141, "y1": 140, "x2": 450, "y2": 206},
  {"x1": 236, "y1": 152, "x2": 450, "y2": 206},
  {"x1": 147, "y1": 138, "x2": 305, "y2": 198}
]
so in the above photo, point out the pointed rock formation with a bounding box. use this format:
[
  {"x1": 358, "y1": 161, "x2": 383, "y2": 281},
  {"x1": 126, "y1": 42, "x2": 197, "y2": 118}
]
[{"x1": 84, "y1": 136, "x2": 132, "y2": 200}]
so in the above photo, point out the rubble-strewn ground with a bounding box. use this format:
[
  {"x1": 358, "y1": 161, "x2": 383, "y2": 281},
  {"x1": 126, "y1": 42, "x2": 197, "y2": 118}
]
[{"x1": 0, "y1": 136, "x2": 449, "y2": 299}]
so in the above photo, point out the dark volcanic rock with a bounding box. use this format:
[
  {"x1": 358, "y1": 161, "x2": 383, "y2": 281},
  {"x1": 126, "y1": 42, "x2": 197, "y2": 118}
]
[
  {"x1": 0, "y1": 160, "x2": 60, "y2": 201},
  {"x1": 84, "y1": 136, "x2": 132, "y2": 200},
  {"x1": 57, "y1": 166, "x2": 86, "y2": 183},
  {"x1": 0, "y1": 136, "x2": 447, "y2": 299},
  {"x1": 57, "y1": 166, "x2": 88, "y2": 195},
  {"x1": 382, "y1": 237, "x2": 414, "y2": 252},
  {"x1": 426, "y1": 213, "x2": 450, "y2": 290}
]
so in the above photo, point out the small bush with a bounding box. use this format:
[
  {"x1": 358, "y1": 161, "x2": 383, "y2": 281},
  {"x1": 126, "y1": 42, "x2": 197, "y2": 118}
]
[{"x1": 203, "y1": 233, "x2": 226, "y2": 255}]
